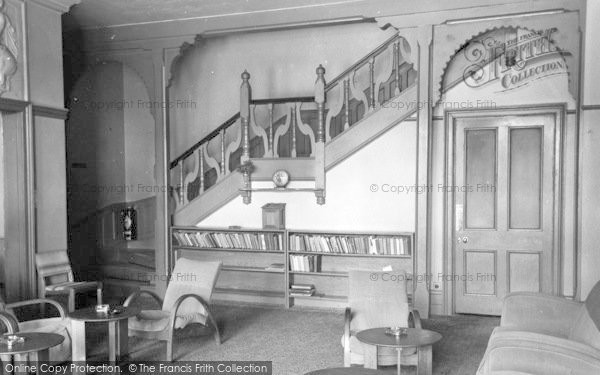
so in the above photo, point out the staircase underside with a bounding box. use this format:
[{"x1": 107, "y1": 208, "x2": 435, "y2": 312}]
[{"x1": 174, "y1": 85, "x2": 417, "y2": 226}]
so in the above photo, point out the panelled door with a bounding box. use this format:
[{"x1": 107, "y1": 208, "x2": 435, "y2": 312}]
[{"x1": 453, "y1": 113, "x2": 556, "y2": 315}]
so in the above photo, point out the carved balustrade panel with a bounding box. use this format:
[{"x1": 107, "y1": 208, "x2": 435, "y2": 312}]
[
  {"x1": 272, "y1": 104, "x2": 291, "y2": 158},
  {"x1": 324, "y1": 81, "x2": 344, "y2": 142},
  {"x1": 296, "y1": 102, "x2": 317, "y2": 157}
]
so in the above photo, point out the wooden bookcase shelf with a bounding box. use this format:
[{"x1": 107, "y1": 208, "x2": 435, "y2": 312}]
[
  {"x1": 170, "y1": 226, "x2": 414, "y2": 309},
  {"x1": 288, "y1": 251, "x2": 411, "y2": 258}
]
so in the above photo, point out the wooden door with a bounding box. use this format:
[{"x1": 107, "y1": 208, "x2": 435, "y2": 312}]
[{"x1": 454, "y1": 113, "x2": 556, "y2": 315}]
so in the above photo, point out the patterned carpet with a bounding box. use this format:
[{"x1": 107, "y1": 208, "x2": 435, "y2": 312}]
[{"x1": 83, "y1": 304, "x2": 498, "y2": 375}]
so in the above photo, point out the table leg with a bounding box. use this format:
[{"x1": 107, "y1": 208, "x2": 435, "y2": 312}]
[
  {"x1": 0, "y1": 355, "x2": 12, "y2": 375},
  {"x1": 417, "y1": 345, "x2": 432, "y2": 375},
  {"x1": 363, "y1": 345, "x2": 378, "y2": 369},
  {"x1": 13, "y1": 354, "x2": 27, "y2": 375},
  {"x1": 115, "y1": 319, "x2": 129, "y2": 361},
  {"x1": 108, "y1": 321, "x2": 117, "y2": 364},
  {"x1": 31, "y1": 350, "x2": 49, "y2": 375},
  {"x1": 71, "y1": 320, "x2": 87, "y2": 361},
  {"x1": 397, "y1": 348, "x2": 402, "y2": 375}
]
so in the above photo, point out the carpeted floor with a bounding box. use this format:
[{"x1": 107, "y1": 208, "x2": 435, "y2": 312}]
[{"x1": 83, "y1": 304, "x2": 498, "y2": 375}]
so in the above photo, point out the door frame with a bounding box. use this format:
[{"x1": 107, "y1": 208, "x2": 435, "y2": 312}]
[{"x1": 442, "y1": 104, "x2": 566, "y2": 315}]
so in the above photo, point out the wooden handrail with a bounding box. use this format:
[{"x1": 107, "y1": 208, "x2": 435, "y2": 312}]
[
  {"x1": 251, "y1": 96, "x2": 314, "y2": 105},
  {"x1": 324, "y1": 34, "x2": 399, "y2": 90},
  {"x1": 170, "y1": 112, "x2": 241, "y2": 169}
]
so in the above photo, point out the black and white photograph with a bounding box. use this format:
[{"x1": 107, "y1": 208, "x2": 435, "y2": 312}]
[{"x1": 0, "y1": 0, "x2": 598, "y2": 374}]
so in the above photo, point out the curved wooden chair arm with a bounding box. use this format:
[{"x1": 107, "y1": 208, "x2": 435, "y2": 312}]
[
  {"x1": 6, "y1": 298, "x2": 67, "y2": 319},
  {"x1": 170, "y1": 294, "x2": 221, "y2": 345},
  {"x1": 124, "y1": 290, "x2": 164, "y2": 308},
  {"x1": 343, "y1": 307, "x2": 351, "y2": 367},
  {"x1": 409, "y1": 309, "x2": 422, "y2": 329},
  {"x1": 0, "y1": 312, "x2": 18, "y2": 333}
]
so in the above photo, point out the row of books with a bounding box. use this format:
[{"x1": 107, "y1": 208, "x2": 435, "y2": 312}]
[
  {"x1": 289, "y1": 283, "x2": 315, "y2": 297},
  {"x1": 173, "y1": 231, "x2": 283, "y2": 251},
  {"x1": 289, "y1": 234, "x2": 410, "y2": 255},
  {"x1": 289, "y1": 255, "x2": 320, "y2": 272}
]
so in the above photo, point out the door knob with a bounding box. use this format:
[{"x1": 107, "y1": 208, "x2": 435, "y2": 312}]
[{"x1": 462, "y1": 237, "x2": 469, "y2": 243}]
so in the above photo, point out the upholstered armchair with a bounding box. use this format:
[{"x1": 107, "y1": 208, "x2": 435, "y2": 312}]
[
  {"x1": 125, "y1": 258, "x2": 222, "y2": 361},
  {"x1": 0, "y1": 298, "x2": 72, "y2": 362},
  {"x1": 477, "y1": 281, "x2": 600, "y2": 375},
  {"x1": 36, "y1": 250, "x2": 102, "y2": 312},
  {"x1": 343, "y1": 270, "x2": 421, "y2": 368}
]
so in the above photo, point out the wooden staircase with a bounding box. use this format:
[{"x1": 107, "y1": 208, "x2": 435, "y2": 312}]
[{"x1": 171, "y1": 34, "x2": 418, "y2": 226}]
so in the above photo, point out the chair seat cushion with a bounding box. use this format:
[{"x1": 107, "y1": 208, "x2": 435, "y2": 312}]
[
  {"x1": 45, "y1": 281, "x2": 98, "y2": 292},
  {"x1": 18, "y1": 318, "x2": 71, "y2": 363},
  {"x1": 129, "y1": 309, "x2": 208, "y2": 332},
  {"x1": 342, "y1": 334, "x2": 417, "y2": 366}
]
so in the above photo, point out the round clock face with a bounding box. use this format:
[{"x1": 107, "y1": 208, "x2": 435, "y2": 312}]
[{"x1": 273, "y1": 170, "x2": 290, "y2": 188}]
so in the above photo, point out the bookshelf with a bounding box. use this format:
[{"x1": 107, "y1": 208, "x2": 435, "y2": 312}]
[
  {"x1": 170, "y1": 227, "x2": 414, "y2": 309},
  {"x1": 170, "y1": 226, "x2": 288, "y2": 306},
  {"x1": 287, "y1": 230, "x2": 414, "y2": 308}
]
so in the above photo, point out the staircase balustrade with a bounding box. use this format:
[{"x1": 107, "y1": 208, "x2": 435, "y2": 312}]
[
  {"x1": 169, "y1": 34, "x2": 416, "y2": 211},
  {"x1": 324, "y1": 34, "x2": 416, "y2": 141}
]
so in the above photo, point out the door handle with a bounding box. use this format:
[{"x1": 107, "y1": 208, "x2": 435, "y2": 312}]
[{"x1": 457, "y1": 236, "x2": 469, "y2": 244}]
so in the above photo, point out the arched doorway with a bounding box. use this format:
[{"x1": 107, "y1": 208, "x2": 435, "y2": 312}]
[{"x1": 438, "y1": 27, "x2": 573, "y2": 315}]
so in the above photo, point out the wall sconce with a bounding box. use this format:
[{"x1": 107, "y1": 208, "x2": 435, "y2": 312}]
[{"x1": 121, "y1": 206, "x2": 137, "y2": 241}]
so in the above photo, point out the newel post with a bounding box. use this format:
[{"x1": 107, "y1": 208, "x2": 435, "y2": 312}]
[
  {"x1": 314, "y1": 65, "x2": 326, "y2": 205},
  {"x1": 239, "y1": 70, "x2": 253, "y2": 204},
  {"x1": 240, "y1": 70, "x2": 251, "y2": 163}
]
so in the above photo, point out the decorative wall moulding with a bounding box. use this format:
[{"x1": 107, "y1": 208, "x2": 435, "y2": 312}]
[
  {"x1": 432, "y1": 11, "x2": 580, "y2": 105},
  {"x1": 27, "y1": 0, "x2": 81, "y2": 13},
  {"x1": 0, "y1": 0, "x2": 18, "y2": 97}
]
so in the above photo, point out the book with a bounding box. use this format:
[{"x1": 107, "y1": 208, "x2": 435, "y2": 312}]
[
  {"x1": 288, "y1": 233, "x2": 411, "y2": 256},
  {"x1": 290, "y1": 283, "x2": 314, "y2": 290}
]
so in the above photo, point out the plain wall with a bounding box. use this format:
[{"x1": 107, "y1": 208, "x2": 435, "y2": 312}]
[
  {"x1": 68, "y1": 62, "x2": 157, "y2": 219},
  {"x1": 68, "y1": 61, "x2": 125, "y2": 224},
  {"x1": 123, "y1": 67, "x2": 156, "y2": 202},
  {"x1": 35, "y1": 116, "x2": 68, "y2": 251}
]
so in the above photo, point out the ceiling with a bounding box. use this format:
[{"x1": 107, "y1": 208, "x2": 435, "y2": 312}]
[{"x1": 64, "y1": 0, "x2": 367, "y2": 30}]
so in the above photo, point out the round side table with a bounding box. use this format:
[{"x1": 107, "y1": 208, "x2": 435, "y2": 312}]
[
  {"x1": 0, "y1": 332, "x2": 64, "y2": 374},
  {"x1": 70, "y1": 305, "x2": 140, "y2": 363},
  {"x1": 356, "y1": 328, "x2": 442, "y2": 375}
]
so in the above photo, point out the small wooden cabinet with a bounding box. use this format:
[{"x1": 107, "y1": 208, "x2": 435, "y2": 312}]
[{"x1": 262, "y1": 203, "x2": 286, "y2": 229}]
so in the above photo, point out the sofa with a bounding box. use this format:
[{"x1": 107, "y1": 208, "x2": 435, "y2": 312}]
[{"x1": 477, "y1": 282, "x2": 600, "y2": 375}]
